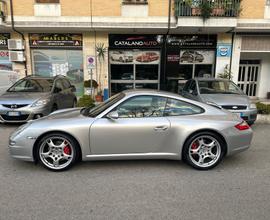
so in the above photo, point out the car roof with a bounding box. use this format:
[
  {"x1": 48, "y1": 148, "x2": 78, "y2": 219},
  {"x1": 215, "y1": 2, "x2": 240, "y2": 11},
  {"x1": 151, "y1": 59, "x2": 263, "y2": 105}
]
[
  {"x1": 121, "y1": 89, "x2": 183, "y2": 98},
  {"x1": 24, "y1": 75, "x2": 66, "y2": 80}
]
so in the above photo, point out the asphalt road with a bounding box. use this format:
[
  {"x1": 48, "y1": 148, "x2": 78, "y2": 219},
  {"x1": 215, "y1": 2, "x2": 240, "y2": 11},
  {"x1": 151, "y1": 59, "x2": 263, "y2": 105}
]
[{"x1": 0, "y1": 123, "x2": 270, "y2": 220}]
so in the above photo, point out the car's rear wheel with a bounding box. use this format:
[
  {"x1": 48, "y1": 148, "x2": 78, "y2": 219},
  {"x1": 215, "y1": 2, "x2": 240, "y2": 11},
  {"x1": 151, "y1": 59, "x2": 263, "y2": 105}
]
[
  {"x1": 183, "y1": 132, "x2": 225, "y2": 170},
  {"x1": 37, "y1": 133, "x2": 79, "y2": 171}
]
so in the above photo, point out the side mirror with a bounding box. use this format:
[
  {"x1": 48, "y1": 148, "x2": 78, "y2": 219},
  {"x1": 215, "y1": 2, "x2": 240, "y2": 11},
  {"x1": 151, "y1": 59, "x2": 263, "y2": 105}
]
[
  {"x1": 70, "y1": 85, "x2": 76, "y2": 92},
  {"x1": 107, "y1": 111, "x2": 119, "y2": 120}
]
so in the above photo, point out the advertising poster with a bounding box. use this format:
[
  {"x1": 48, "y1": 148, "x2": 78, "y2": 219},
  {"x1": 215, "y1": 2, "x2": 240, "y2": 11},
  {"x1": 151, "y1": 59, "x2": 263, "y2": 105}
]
[
  {"x1": 180, "y1": 50, "x2": 215, "y2": 64},
  {"x1": 109, "y1": 50, "x2": 160, "y2": 64}
]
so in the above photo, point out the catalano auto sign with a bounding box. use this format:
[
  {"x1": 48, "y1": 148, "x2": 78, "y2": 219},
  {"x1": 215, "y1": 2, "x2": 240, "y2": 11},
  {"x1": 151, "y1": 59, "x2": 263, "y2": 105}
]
[
  {"x1": 0, "y1": 34, "x2": 10, "y2": 48},
  {"x1": 109, "y1": 35, "x2": 163, "y2": 48}
]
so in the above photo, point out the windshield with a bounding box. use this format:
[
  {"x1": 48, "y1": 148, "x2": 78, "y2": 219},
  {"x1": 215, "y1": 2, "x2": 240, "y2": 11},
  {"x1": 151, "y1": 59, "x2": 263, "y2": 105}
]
[
  {"x1": 198, "y1": 80, "x2": 243, "y2": 95},
  {"x1": 7, "y1": 78, "x2": 53, "y2": 93},
  {"x1": 82, "y1": 93, "x2": 125, "y2": 117}
]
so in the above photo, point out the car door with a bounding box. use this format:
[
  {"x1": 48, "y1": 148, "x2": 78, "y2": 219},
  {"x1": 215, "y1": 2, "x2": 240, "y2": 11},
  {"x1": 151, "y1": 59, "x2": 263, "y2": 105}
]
[
  {"x1": 89, "y1": 95, "x2": 171, "y2": 155},
  {"x1": 61, "y1": 79, "x2": 74, "y2": 107},
  {"x1": 53, "y1": 79, "x2": 66, "y2": 109}
]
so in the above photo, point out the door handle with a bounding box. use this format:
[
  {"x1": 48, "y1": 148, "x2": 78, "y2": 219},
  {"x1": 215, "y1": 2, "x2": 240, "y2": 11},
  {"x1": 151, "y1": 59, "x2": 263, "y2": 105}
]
[{"x1": 154, "y1": 125, "x2": 168, "y2": 131}]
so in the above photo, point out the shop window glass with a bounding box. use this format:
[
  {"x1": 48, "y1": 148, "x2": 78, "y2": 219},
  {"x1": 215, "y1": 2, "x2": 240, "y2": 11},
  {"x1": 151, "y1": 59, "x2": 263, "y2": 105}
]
[
  {"x1": 116, "y1": 96, "x2": 167, "y2": 118},
  {"x1": 135, "y1": 83, "x2": 158, "y2": 90},
  {"x1": 164, "y1": 99, "x2": 203, "y2": 116},
  {"x1": 194, "y1": 64, "x2": 213, "y2": 78},
  {"x1": 32, "y1": 49, "x2": 83, "y2": 96},
  {"x1": 111, "y1": 83, "x2": 133, "y2": 96},
  {"x1": 136, "y1": 65, "x2": 158, "y2": 80},
  {"x1": 111, "y1": 64, "x2": 134, "y2": 80}
]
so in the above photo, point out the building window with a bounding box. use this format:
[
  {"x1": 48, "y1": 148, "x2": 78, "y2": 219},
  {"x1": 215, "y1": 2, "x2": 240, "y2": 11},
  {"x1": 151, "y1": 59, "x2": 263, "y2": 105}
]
[
  {"x1": 122, "y1": 0, "x2": 148, "y2": 5},
  {"x1": 36, "y1": 0, "x2": 60, "y2": 3}
]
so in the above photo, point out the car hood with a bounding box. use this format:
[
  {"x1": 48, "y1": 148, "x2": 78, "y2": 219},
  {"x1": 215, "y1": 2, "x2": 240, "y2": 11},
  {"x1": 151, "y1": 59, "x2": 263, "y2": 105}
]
[
  {"x1": 46, "y1": 108, "x2": 84, "y2": 120},
  {"x1": 200, "y1": 94, "x2": 249, "y2": 106},
  {"x1": 0, "y1": 92, "x2": 50, "y2": 105}
]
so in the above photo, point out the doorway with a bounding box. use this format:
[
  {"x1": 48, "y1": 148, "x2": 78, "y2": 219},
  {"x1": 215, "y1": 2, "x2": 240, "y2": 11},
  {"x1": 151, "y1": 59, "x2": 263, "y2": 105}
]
[{"x1": 238, "y1": 60, "x2": 260, "y2": 97}]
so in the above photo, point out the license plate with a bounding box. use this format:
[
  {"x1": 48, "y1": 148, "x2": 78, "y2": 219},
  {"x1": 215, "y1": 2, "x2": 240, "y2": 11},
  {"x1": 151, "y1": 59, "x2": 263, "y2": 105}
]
[
  {"x1": 233, "y1": 112, "x2": 243, "y2": 117},
  {"x1": 7, "y1": 111, "x2": 21, "y2": 116}
]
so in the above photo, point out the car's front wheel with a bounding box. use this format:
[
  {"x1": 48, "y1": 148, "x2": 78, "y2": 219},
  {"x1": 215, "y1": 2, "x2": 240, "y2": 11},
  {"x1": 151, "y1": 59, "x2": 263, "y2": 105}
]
[
  {"x1": 182, "y1": 132, "x2": 225, "y2": 170},
  {"x1": 36, "y1": 133, "x2": 79, "y2": 171}
]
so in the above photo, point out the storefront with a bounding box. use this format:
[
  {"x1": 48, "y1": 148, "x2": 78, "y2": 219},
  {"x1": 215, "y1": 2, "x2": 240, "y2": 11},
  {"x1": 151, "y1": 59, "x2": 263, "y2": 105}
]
[
  {"x1": 29, "y1": 33, "x2": 84, "y2": 96},
  {"x1": 0, "y1": 33, "x2": 12, "y2": 71},
  {"x1": 165, "y1": 35, "x2": 217, "y2": 93},
  {"x1": 108, "y1": 34, "x2": 163, "y2": 96}
]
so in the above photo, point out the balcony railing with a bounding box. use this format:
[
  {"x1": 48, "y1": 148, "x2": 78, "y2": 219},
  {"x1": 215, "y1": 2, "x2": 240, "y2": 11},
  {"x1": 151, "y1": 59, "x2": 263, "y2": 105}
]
[{"x1": 175, "y1": 0, "x2": 241, "y2": 17}]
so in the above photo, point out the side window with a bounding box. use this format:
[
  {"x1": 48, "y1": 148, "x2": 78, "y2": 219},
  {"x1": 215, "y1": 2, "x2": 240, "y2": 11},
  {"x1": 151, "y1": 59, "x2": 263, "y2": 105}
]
[
  {"x1": 116, "y1": 95, "x2": 167, "y2": 118},
  {"x1": 189, "y1": 80, "x2": 197, "y2": 94},
  {"x1": 164, "y1": 98, "x2": 204, "y2": 116},
  {"x1": 54, "y1": 80, "x2": 63, "y2": 92},
  {"x1": 61, "y1": 79, "x2": 71, "y2": 90},
  {"x1": 183, "y1": 80, "x2": 191, "y2": 92}
]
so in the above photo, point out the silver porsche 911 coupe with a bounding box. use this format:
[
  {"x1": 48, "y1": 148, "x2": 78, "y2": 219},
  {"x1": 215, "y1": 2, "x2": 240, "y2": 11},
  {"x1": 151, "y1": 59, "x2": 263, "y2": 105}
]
[{"x1": 9, "y1": 90, "x2": 253, "y2": 171}]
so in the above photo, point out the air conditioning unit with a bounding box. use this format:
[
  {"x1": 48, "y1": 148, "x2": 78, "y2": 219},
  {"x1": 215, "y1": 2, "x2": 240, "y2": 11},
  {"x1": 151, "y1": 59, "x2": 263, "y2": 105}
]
[
  {"x1": 9, "y1": 51, "x2": 25, "y2": 62},
  {"x1": 8, "y1": 39, "x2": 25, "y2": 50}
]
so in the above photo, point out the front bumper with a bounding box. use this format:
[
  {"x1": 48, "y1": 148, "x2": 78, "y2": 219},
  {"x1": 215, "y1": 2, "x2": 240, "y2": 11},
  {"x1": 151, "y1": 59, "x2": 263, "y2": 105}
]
[
  {"x1": 9, "y1": 130, "x2": 36, "y2": 162},
  {"x1": 0, "y1": 105, "x2": 51, "y2": 123}
]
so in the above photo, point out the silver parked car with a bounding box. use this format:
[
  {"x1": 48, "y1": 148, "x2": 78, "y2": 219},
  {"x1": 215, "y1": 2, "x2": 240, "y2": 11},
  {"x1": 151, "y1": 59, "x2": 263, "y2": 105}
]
[
  {"x1": 182, "y1": 78, "x2": 257, "y2": 125},
  {"x1": 9, "y1": 90, "x2": 252, "y2": 171},
  {"x1": 0, "y1": 75, "x2": 77, "y2": 123}
]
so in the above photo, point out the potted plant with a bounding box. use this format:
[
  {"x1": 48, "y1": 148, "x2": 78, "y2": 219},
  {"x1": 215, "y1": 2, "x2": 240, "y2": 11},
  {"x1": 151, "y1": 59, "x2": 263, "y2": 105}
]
[
  {"x1": 84, "y1": 79, "x2": 98, "y2": 96},
  {"x1": 95, "y1": 43, "x2": 107, "y2": 102},
  {"x1": 199, "y1": 0, "x2": 213, "y2": 20},
  {"x1": 218, "y1": 64, "x2": 233, "y2": 80},
  {"x1": 212, "y1": 0, "x2": 225, "y2": 16}
]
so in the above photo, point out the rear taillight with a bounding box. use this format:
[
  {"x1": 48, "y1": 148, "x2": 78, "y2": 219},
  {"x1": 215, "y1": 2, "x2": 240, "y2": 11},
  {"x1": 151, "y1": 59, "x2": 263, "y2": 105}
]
[{"x1": 235, "y1": 121, "x2": 250, "y2": 131}]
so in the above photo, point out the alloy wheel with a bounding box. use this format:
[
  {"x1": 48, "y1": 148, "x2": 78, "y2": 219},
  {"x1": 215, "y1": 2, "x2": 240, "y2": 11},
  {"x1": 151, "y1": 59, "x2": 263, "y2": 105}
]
[
  {"x1": 39, "y1": 136, "x2": 74, "y2": 170},
  {"x1": 188, "y1": 135, "x2": 222, "y2": 168}
]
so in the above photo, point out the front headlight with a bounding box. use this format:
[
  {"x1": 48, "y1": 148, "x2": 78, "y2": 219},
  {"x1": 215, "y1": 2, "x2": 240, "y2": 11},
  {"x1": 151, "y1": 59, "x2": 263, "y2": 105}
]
[
  {"x1": 31, "y1": 98, "x2": 50, "y2": 107},
  {"x1": 250, "y1": 103, "x2": 257, "y2": 109}
]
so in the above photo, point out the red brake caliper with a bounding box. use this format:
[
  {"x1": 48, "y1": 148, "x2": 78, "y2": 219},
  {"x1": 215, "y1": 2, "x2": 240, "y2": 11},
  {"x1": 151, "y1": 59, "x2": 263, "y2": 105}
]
[
  {"x1": 63, "y1": 141, "x2": 71, "y2": 155},
  {"x1": 191, "y1": 141, "x2": 199, "y2": 151}
]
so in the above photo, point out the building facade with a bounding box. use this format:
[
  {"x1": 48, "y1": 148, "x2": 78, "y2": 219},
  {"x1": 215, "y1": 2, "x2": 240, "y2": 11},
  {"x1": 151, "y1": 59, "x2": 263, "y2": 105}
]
[{"x1": 0, "y1": 0, "x2": 270, "y2": 99}]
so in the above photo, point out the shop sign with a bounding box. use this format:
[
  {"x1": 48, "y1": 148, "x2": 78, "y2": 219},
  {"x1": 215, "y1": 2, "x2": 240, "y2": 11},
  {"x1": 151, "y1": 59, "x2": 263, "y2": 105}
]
[
  {"x1": 0, "y1": 34, "x2": 10, "y2": 48},
  {"x1": 167, "y1": 35, "x2": 217, "y2": 48},
  {"x1": 109, "y1": 35, "x2": 163, "y2": 48},
  {"x1": 29, "y1": 33, "x2": 83, "y2": 48},
  {"x1": 217, "y1": 44, "x2": 232, "y2": 57}
]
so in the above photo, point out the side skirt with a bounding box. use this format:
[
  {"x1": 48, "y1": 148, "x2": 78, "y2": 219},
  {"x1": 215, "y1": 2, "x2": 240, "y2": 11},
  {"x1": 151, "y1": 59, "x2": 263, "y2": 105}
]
[{"x1": 84, "y1": 152, "x2": 180, "y2": 161}]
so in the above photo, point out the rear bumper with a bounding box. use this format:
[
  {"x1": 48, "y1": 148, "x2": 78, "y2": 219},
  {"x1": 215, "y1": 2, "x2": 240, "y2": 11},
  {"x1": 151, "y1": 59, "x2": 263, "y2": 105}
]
[{"x1": 225, "y1": 127, "x2": 253, "y2": 156}]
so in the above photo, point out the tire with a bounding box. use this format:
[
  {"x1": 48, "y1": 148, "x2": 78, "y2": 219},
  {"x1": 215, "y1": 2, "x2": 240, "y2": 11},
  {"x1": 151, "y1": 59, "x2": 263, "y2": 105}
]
[
  {"x1": 182, "y1": 132, "x2": 226, "y2": 170},
  {"x1": 36, "y1": 133, "x2": 80, "y2": 171}
]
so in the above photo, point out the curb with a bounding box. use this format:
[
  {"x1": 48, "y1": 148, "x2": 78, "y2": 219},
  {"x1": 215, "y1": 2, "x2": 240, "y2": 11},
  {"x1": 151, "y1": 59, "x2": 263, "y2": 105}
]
[{"x1": 256, "y1": 114, "x2": 270, "y2": 124}]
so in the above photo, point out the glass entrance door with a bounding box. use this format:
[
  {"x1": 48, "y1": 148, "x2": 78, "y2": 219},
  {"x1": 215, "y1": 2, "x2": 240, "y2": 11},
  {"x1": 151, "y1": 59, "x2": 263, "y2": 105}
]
[
  {"x1": 238, "y1": 60, "x2": 260, "y2": 97},
  {"x1": 109, "y1": 50, "x2": 160, "y2": 96}
]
